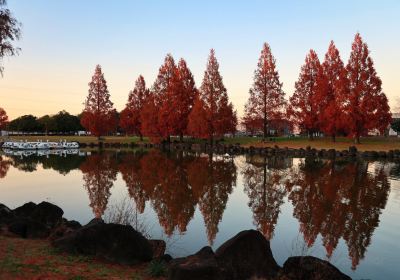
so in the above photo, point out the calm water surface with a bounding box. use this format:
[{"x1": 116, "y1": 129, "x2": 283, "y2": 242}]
[{"x1": 1, "y1": 149, "x2": 399, "y2": 279}]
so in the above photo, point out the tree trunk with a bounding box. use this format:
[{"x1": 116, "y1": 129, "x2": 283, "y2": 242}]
[
  {"x1": 309, "y1": 131, "x2": 314, "y2": 141},
  {"x1": 140, "y1": 134, "x2": 143, "y2": 142},
  {"x1": 332, "y1": 134, "x2": 336, "y2": 142},
  {"x1": 180, "y1": 133, "x2": 183, "y2": 143}
]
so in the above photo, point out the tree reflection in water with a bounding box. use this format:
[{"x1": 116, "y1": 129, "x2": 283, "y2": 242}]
[
  {"x1": 285, "y1": 157, "x2": 390, "y2": 269},
  {"x1": 80, "y1": 152, "x2": 118, "y2": 218},
  {"x1": 0, "y1": 155, "x2": 12, "y2": 178},
  {"x1": 241, "y1": 155, "x2": 292, "y2": 240},
  {"x1": 1, "y1": 149, "x2": 394, "y2": 270},
  {"x1": 117, "y1": 150, "x2": 237, "y2": 244}
]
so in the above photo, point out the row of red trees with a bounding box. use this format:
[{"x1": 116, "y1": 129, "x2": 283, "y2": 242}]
[
  {"x1": 79, "y1": 33, "x2": 391, "y2": 143},
  {"x1": 81, "y1": 49, "x2": 237, "y2": 143},
  {"x1": 243, "y1": 33, "x2": 391, "y2": 143}
]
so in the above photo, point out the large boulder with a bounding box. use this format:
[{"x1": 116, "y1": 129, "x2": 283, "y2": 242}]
[
  {"x1": 215, "y1": 229, "x2": 280, "y2": 280},
  {"x1": 0, "y1": 203, "x2": 14, "y2": 225},
  {"x1": 13, "y1": 201, "x2": 63, "y2": 229},
  {"x1": 29, "y1": 201, "x2": 64, "y2": 229},
  {"x1": 168, "y1": 246, "x2": 222, "y2": 280},
  {"x1": 279, "y1": 256, "x2": 351, "y2": 280},
  {"x1": 148, "y1": 239, "x2": 166, "y2": 259},
  {"x1": 49, "y1": 219, "x2": 82, "y2": 241},
  {"x1": 13, "y1": 202, "x2": 37, "y2": 217},
  {"x1": 8, "y1": 217, "x2": 49, "y2": 238},
  {"x1": 52, "y1": 221, "x2": 153, "y2": 265}
]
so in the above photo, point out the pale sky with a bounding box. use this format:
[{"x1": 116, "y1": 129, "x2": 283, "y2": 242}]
[{"x1": 1, "y1": 0, "x2": 399, "y2": 119}]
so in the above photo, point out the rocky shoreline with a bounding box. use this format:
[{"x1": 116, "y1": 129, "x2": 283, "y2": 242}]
[
  {"x1": 1, "y1": 201, "x2": 352, "y2": 280},
  {"x1": 2, "y1": 139, "x2": 400, "y2": 160}
]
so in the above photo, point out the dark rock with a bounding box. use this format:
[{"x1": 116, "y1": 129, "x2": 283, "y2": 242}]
[
  {"x1": 53, "y1": 222, "x2": 153, "y2": 265},
  {"x1": 0, "y1": 203, "x2": 14, "y2": 225},
  {"x1": 159, "y1": 254, "x2": 173, "y2": 263},
  {"x1": 349, "y1": 146, "x2": 357, "y2": 156},
  {"x1": 327, "y1": 149, "x2": 336, "y2": 158},
  {"x1": 8, "y1": 217, "x2": 49, "y2": 238},
  {"x1": 49, "y1": 219, "x2": 82, "y2": 241},
  {"x1": 148, "y1": 239, "x2": 166, "y2": 259},
  {"x1": 279, "y1": 256, "x2": 351, "y2": 280},
  {"x1": 30, "y1": 202, "x2": 64, "y2": 229},
  {"x1": 168, "y1": 246, "x2": 222, "y2": 280},
  {"x1": 12, "y1": 201, "x2": 63, "y2": 230},
  {"x1": 13, "y1": 202, "x2": 37, "y2": 217},
  {"x1": 85, "y1": 218, "x2": 104, "y2": 227},
  {"x1": 215, "y1": 229, "x2": 280, "y2": 280}
]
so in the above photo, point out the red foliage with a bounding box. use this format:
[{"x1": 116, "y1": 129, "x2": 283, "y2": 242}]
[
  {"x1": 80, "y1": 65, "x2": 117, "y2": 138},
  {"x1": 188, "y1": 49, "x2": 237, "y2": 142},
  {"x1": 175, "y1": 58, "x2": 198, "y2": 138},
  {"x1": 317, "y1": 41, "x2": 349, "y2": 141},
  {"x1": 140, "y1": 94, "x2": 162, "y2": 143},
  {"x1": 289, "y1": 50, "x2": 325, "y2": 138},
  {"x1": 243, "y1": 43, "x2": 286, "y2": 138},
  {"x1": 345, "y1": 33, "x2": 391, "y2": 143},
  {"x1": 119, "y1": 75, "x2": 149, "y2": 139},
  {"x1": 0, "y1": 107, "x2": 8, "y2": 130}
]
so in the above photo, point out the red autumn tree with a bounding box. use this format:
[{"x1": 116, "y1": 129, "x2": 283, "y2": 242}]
[
  {"x1": 140, "y1": 94, "x2": 162, "y2": 143},
  {"x1": 120, "y1": 75, "x2": 149, "y2": 140},
  {"x1": 188, "y1": 49, "x2": 236, "y2": 142},
  {"x1": 243, "y1": 43, "x2": 286, "y2": 139},
  {"x1": 81, "y1": 65, "x2": 117, "y2": 139},
  {"x1": 317, "y1": 41, "x2": 349, "y2": 142},
  {"x1": 153, "y1": 54, "x2": 180, "y2": 141},
  {"x1": 346, "y1": 33, "x2": 391, "y2": 143},
  {"x1": 289, "y1": 50, "x2": 325, "y2": 139},
  {"x1": 175, "y1": 58, "x2": 198, "y2": 140},
  {"x1": 0, "y1": 107, "x2": 8, "y2": 129}
]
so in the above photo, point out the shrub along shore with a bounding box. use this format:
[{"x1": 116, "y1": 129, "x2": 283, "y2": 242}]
[{"x1": 0, "y1": 201, "x2": 351, "y2": 280}]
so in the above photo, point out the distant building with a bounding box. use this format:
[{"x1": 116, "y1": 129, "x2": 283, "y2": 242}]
[{"x1": 389, "y1": 113, "x2": 400, "y2": 136}]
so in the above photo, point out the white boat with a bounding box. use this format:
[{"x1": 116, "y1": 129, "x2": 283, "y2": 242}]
[{"x1": 1, "y1": 139, "x2": 79, "y2": 150}]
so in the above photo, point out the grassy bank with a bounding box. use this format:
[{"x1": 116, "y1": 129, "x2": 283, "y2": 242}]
[
  {"x1": 2, "y1": 135, "x2": 400, "y2": 152},
  {"x1": 0, "y1": 236, "x2": 163, "y2": 280}
]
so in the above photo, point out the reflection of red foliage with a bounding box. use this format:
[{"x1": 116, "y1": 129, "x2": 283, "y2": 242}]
[
  {"x1": 242, "y1": 156, "x2": 289, "y2": 239},
  {"x1": 80, "y1": 153, "x2": 118, "y2": 218},
  {"x1": 0, "y1": 155, "x2": 11, "y2": 178},
  {"x1": 0, "y1": 107, "x2": 8, "y2": 130},
  {"x1": 286, "y1": 159, "x2": 390, "y2": 269},
  {"x1": 187, "y1": 155, "x2": 237, "y2": 244},
  {"x1": 80, "y1": 65, "x2": 117, "y2": 138}
]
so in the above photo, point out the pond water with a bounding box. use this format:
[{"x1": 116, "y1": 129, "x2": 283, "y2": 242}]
[{"x1": 1, "y1": 149, "x2": 399, "y2": 279}]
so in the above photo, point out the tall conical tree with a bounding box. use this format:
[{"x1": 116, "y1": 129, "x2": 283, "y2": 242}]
[
  {"x1": 346, "y1": 33, "x2": 391, "y2": 143},
  {"x1": 120, "y1": 75, "x2": 149, "y2": 140},
  {"x1": 188, "y1": 49, "x2": 236, "y2": 143},
  {"x1": 289, "y1": 50, "x2": 324, "y2": 139},
  {"x1": 154, "y1": 54, "x2": 180, "y2": 141},
  {"x1": 243, "y1": 43, "x2": 286, "y2": 139},
  {"x1": 81, "y1": 65, "x2": 117, "y2": 139},
  {"x1": 175, "y1": 58, "x2": 198, "y2": 141},
  {"x1": 318, "y1": 41, "x2": 348, "y2": 142}
]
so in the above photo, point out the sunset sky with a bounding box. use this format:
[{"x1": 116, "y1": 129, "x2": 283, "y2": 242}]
[{"x1": 1, "y1": 0, "x2": 399, "y2": 119}]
